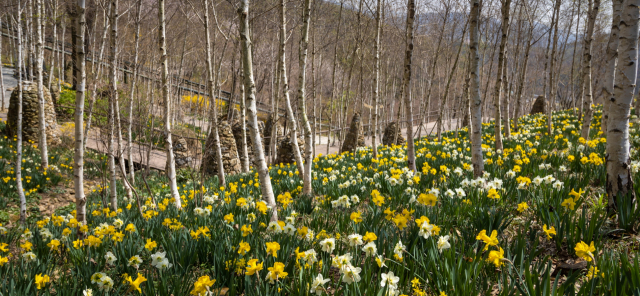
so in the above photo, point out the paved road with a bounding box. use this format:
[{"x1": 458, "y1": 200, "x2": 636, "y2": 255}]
[{"x1": 2, "y1": 67, "x2": 17, "y2": 109}]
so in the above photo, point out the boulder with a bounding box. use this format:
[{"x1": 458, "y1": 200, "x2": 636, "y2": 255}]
[
  {"x1": 530, "y1": 95, "x2": 546, "y2": 115},
  {"x1": 5, "y1": 82, "x2": 61, "y2": 146},
  {"x1": 276, "y1": 133, "x2": 305, "y2": 165},
  {"x1": 201, "y1": 121, "x2": 241, "y2": 176},
  {"x1": 340, "y1": 112, "x2": 365, "y2": 153},
  {"x1": 382, "y1": 121, "x2": 405, "y2": 146},
  {"x1": 166, "y1": 137, "x2": 192, "y2": 170}
]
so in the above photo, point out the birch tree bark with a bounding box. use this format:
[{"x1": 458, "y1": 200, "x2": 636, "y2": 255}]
[
  {"x1": 401, "y1": 0, "x2": 417, "y2": 172},
  {"x1": 127, "y1": 0, "x2": 143, "y2": 186},
  {"x1": 601, "y1": 0, "x2": 622, "y2": 135},
  {"x1": 297, "y1": 0, "x2": 313, "y2": 195},
  {"x1": 279, "y1": 0, "x2": 305, "y2": 177},
  {"x1": 0, "y1": 17, "x2": 4, "y2": 112},
  {"x1": 547, "y1": 0, "x2": 561, "y2": 134},
  {"x1": 237, "y1": 0, "x2": 278, "y2": 221},
  {"x1": 372, "y1": 0, "x2": 382, "y2": 159},
  {"x1": 74, "y1": 0, "x2": 87, "y2": 227},
  {"x1": 15, "y1": 3, "x2": 28, "y2": 224},
  {"x1": 469, "y1": 0, "x2": 484, "y2": 178},
  {"x1": 579, "y1": 0, "x2": 600, "y2": 140},
  {"x1": 36, "y1": 0, "x2": 49, "y2": 169},
  {"x1": 492, "y1": 0, "x2": 510, "y2": 150},
  {"x1": 605, "y1": 0, "x2": 639, "y2": 212},
  {"x1": 108, "y1": 0, "x2": 118, "y2": 210},
  {"x1": 159, "y1": 0, "x2": 182, "y2": 208},
  {"x1": 47, "y1": 0, "x2": 58, "y2": 90},
  {"x1": 203, "y1": 0, "x2": 226, "y2": 186}
]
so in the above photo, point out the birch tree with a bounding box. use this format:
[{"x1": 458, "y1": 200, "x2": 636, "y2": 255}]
[
  {"x1": 601, "y1": 0, "x2": 622, "y2": 135},
  {"x1": 401, "y1": 0, "x2": 417, "y2": 172},
  {"x1": 159, "y1": 0, "x2": 182, "y2": 208},
  {"x1": 297, "y1": 0, "x2": 313, "y2": 195},
  {"x1": 492, "y1": 0, "x2": 511, "y2": 151},
  {"x1": 279, "y1": 0, "x2": 305, "y2": 177},
  {"x1": 203, "y1": 0, "x2": 226, "y2": 186},
  {"x1": 579, "y1": 0, "x2": 600, "y2": 140},
  {"x1": 127, "y1": 0, "x2": 143, "y2": 186},
  {"x1": 15, "y1": 3, "x2": 27, "y2": 224},
  {"x1": 237, "y1": 0, "x2": 278, "y2": 221},
  {"x1": 546, "y1": 0, "x2": 561, "y2": 134},
  {"x1": 36, "y1": 0, "x2": 49, "y2": 169},
  {"x1": 372, "y1": 0, "x2": 382, "y2": 159},
  {"x1": 108, "y1": 0, "x2": 118, "y2": 210},
  {"x1": 605, "y1": 0, "x2": 639, "y2": 212},
  {"x1": 74, "y1": 0, "x2": 87, "y2": 227},
  {"x1": 469, "y1": 0, "x2": 484, "y2": 177},
  {"x1": 0, "y1": 16, "x2": 4, "y2": 112}
]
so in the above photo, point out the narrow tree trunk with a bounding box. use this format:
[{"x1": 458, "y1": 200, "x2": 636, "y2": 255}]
[
  {"x1": 401, "y1": 0, "x2": 416, "y2": 172},
  {"x1": 15, "y1": 3, "x2": 28, "y2": 224},
  {"x1": 83, "y1": 6, "x2": 109, "y2": 151},
  {"x1": 0, "y1": 17, "x2": 5, "y2": 112},
  {"x1": 513, "y1": 23, "x2": 534, "y2": 132},
  {"x1": 159, "y1": 0, "x2": 181, "y2": 208},
  {"x1": 327, "y1": 2, "x2": 343, "y2": 155},
  {"x1": 606, "y1": 0, "x2": 639, "y2": 213},
  {"x1": 279, "y1": 0, "x2": 305, "y2": 177},
  {"x1": 469, "y1": 0, "x2": 484, "y2": 178},
  {"x1": 203, "y1": 0, "x2": 226, "y2": 186},
  {"x1": 108, "y1": 0, "x2": 118, "y2": 211},
  {"x1": 127, "y1": 0, "x2": 142, "y2": 185},
  {"x1": 238, "y1": 0, "x2": 278, "y2": 221},
  {"x1": 601, "y1": 0, "x2": 622, "y2": 135},
  {"x1": 74, "y1": 0, "x2": 87, "y2": 227},
  {"x1": 437, "y1": 19, "x2": 468, "y2": 141},
  {"x1": 493, "y1": 0, "x2": 511, "y2": 150},
  {"x1": 372, "y1": 0, "x2": 382, "y2": 159},
  {"x1": 36, "y1": 0, "x2": 49, "y2": 169},
  {"x1": 240, "y1": 75, "x2": 250, "y2": 172},
  {"x1": 580, "y1": 0, "x2": 600, "y2": 140},
  {"x1": 48, "y1": 0, "x2": 58, "y2": 90},
  {"x1": 297, "y1": 0, "x2": 313, "y2": 195},
  {"x1": 547, "y1": 0, "x2": 562, "y2": 134}
]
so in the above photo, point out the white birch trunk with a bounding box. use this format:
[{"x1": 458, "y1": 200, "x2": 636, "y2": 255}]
[
  {"x1": 372, "y1": 0, "x2": 382, "y2": 159},
  {"x1": 605, "y1": 0, "x2": 639, "y2": 212},
  {"x1": 238, "y1": 0, "x2": 278, "y2": 221},
  {"x1": 298, "y1": 0, "x2": 313, "y2": 195},
  {"x1": 493, "y1": 0, "x2": 510, "y2": 151},
  {"x1": 547, "y1": 0, "x2": 561, "y2": 134},
  {"x1": 74, "y1": 0, "x2": 87, "y2": 226},
  {"x1": 159, "y1": 0, "x2": 182, "y2": 208},
  {"x1": 469, "y1": 0, "x2": 484, "y2": 178},
  {"x1": 579, "y1": 0, "x2": 600, "y2": 140},
  {"x1": 203, "y1": 0, "x2": 226, "y2": 187},
  {"x1": 108, "y1": 0, "x2": 118, "y2": 211},
  {"x1": 127, "y1": 0, "x2": 142, "y2": 186},
  {"x1": 279, "y1": 0, "x2": 305, "y2": 177},
  {"x1": 36, "y1": 0, "x2": 49, "y2": 169},
  {"x1": 401, "y1": 0, "x2": 417, "y2": 172},
  {"x1": 15, "y1": 3, "x2": 28, "y2": 224},
  {"x1": 601, "y1": 0, "x2": 622, "y2": 135}
]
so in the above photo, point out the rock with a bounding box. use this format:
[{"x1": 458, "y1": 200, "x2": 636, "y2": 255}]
[
  {"x1": 382, "y1": 121, "x2": 405, "y2": 146},
  {"x1": 5, "y1": 82, "x2": 61, "y2": 146},
  {"x1": 166, "y1": 137, "x2": 192, "y2": 170},
  {"x1": 530, "y1": 95, "x2": 546, "y2": 115},
  {"x1": 276, "y1": 133, "x2": 305, "y2": 165},
  {"x1": 201, "y1": 120, "x2": 241, "y2": 176},
  {"x1": 340, "y1": 112, "x2": 365, "y2": 153},
  {"x1": 263, "y1": 114, "x2": 282, "y2": 156}
]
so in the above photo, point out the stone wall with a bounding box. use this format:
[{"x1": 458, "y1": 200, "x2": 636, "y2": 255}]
[
  {"x1": 382, "y1": 121, "x2": 405, "y2": 146},
  {"x1": 201, "y1": 120, "x2": 241, "y2": 176},
  {"x1": 5, "y1": 82, "x2": 61, "y2": 146},
  {"x1": 340, "y1": 112, "x2": 365, "y2": 153},
  {"x1": 276, "y1": 133, "x2": 305, "y2": 165},
  {"x1": 165, "y1": 137, "x2": 192, "y2": 170}
]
